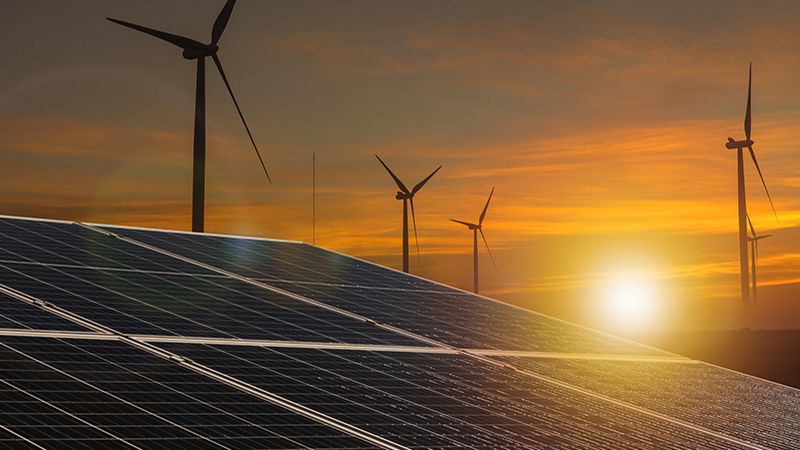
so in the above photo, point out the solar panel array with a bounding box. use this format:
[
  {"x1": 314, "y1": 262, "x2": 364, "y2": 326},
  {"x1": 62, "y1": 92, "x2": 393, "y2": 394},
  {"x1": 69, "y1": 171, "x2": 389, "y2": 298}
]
[{"x1": 0, "y1": 215, "x2": 795, "y2": 449}]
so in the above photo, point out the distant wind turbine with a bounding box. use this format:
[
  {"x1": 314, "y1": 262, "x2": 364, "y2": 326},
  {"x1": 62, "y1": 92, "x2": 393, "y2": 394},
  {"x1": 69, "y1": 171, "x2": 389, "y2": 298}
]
[
  {"x1": 724, "y1": 63, "x2": 777, "y2": 305},
  {"x1": 375, "y1": 155, "x2": 442, "y2": 273},
  {"x1": 451, "y1": 187, "x2": 497, "y2": 294},
  {"x1": 747, "y1": 214, "x2": 772, "y2": 304},
  {"x1": 108, "y1": 0, "x2": 271, "y2": 233}
]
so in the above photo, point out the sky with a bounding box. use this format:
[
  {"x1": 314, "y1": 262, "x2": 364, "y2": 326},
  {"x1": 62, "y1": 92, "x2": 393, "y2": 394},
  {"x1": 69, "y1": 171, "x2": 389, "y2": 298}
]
[{"x1": 2, "y1": 0, "x2": 800, "y2": 333}]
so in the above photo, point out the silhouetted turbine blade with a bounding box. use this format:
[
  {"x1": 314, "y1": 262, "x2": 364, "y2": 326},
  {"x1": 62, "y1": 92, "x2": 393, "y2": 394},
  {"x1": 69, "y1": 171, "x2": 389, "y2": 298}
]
[
  {"x1": 479, "y1": 228, "x2": 497, "y2": 270},
  {"x1": 760, "y1": 234, "x2": 773, "y2": 240},
  {"x1": 410, "y1": 197, "x2": 421, "y2": 263},
  {"x1": 479, "y1": 186, "x2": 495, "y2": 225},
  {"x1": 746, "y1": 213, "x2": 756, "y2": 238},
  {"x1": 212, "y1": 54, "x2": 271, "y2": 183},
  {"x1": 375, "y1": 155, "x2": 409, "y2": 193},
  {"x1": 107, "y1": 18, "x2": 206, "y2": 50},
  {"x1": 411, "y1": 165, "x2": 442, "y2": 194},
  {"x1": 450, "y1": 218, "x2": 477, "y2": 228},
  {"x1": 747, "y1": 145, "x2": 777, "y2": 220},
  {"x1": 212, "y1": 0, "x2": 236, "y2": 45},
  {"x1": 745, "y1": 62, "x2": 752, "y2": 140}
]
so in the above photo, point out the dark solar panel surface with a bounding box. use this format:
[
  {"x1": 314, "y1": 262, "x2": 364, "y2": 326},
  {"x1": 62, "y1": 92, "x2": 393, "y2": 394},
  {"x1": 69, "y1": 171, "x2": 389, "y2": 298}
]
[
  {"x1": 0, "y1": 292, "x2": 87, "y2": 332},
  {"x1": 0, "y1": 335, "x2": 374, "y2": 449},
  {"x1": 0, "y1": 262, "x2": 418, "y2": 345},
  {"x1": 103, "y1": 226, "x2": 445, "y2": 290},
  {"x1": 158, "y1": 343, "x2": 749, "y2": 450},
  {"x1": 101, "y1": 225, "x2": 669, "y2": 356},
  {"x1": 0, "y1": 218, "x2": 211, "y2": 274},
  {"x1": 501, "y1": 357, "x2": 800, "y2": 450}
]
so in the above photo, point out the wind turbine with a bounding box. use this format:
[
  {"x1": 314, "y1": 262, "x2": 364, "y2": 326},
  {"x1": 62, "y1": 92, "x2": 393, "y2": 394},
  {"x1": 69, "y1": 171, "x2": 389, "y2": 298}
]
[
  {"x1": 747, "y1": 214, "x2": 772, "y2": 304},
  {"x1": 724, "y1": 63, "x2": 777, "y2": 305},
  {"x1": 108, "y1": 0, "x2": 271, "y2": 233},
  {"x1": 451, "y1": 187, "x2": 497, "y2": 294},
  {"x1": 375, "y1": 155, "x2": 442, "y2": 273}
]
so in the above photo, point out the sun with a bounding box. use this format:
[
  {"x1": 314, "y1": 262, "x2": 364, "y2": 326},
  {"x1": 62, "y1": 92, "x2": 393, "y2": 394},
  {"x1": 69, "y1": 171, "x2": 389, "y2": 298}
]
[{"x1": 599, "y1": 274, "x2": 662, "y2": 332}]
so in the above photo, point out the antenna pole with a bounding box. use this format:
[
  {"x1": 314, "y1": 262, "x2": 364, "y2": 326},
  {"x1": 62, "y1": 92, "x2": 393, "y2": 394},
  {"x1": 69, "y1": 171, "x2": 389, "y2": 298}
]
[{"x1": 312, "y1": 152, "x2": 316, "y2": 245}]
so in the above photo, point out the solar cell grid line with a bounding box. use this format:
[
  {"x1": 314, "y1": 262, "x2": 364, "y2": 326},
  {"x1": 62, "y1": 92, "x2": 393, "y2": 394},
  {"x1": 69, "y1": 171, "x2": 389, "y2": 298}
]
[
  {"x1": 157, "y1": 343, "x2": 757, "y2": 450},
  {"x1": 498, "y1": 356, "x2": 800, "y2": 450},
  {"x1": 0, "y1": 259, "x2": 422, "y2": 345},
  {"x1": 0, "y1": 216, "x2": 211, "y2": 275},
  {"x1": 0, "y1": 335, "x2": 386, "y2": 450},
  {"x1": 0, "y1": 291, "x2": 88, "y2": 332}
]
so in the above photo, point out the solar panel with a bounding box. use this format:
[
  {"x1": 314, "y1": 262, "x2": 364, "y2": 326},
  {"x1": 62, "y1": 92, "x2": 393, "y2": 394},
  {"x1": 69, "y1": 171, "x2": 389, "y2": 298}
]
[
  {"x1": 0, "y1": 217, "x2": 210, "y2": 274},
  {"x1": 499, "y1": 356, "x2": 800, "y2": 450},
  {"x1": 0, "y1": 215, "x2": 796, "y2": 449},
  {"x1": 0, "y1": 334, "x2": 377, "y2": 449},
  {"x1": 155, "y1": 342, "x2": 751, "y2": 449},
  {"x1": 0, "y1": 291, "x2": 87, "y2": 332}
]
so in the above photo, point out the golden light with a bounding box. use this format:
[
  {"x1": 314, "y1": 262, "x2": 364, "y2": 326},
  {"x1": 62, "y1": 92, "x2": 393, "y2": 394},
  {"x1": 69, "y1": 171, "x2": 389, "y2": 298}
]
[{"x1": 597, "y1": 273, "x2": 663, "y2": 332}]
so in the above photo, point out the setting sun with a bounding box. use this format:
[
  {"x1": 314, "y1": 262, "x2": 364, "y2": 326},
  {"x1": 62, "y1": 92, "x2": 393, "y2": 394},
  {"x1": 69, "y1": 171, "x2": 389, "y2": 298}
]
[{"x1": 600, "y1": 274, "x2": 662, "y2": 331}]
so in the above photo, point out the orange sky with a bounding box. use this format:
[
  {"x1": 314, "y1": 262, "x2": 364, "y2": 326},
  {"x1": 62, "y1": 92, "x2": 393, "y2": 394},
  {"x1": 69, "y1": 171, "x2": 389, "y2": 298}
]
[{"x1": 3, "y1": 0, "x2": 800, "y2": 332}]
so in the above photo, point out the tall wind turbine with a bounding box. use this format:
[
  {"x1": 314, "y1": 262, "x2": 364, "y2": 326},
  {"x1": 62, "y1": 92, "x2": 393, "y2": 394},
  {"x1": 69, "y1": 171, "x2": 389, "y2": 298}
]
[
  {"x1": 375, "y1": 155, "x2": 441, "y2": 273},
  {"x1": 747, "y1": 214, "x2": 772, "y2": 304},
  {"x1": 451, "y1": 187, "x2": 497, "y2": 294},
  {"x1": 108, "y1": 0, "x2": 271, "y2": 233},
  {"x1": 724, "y1": 63, "x2": 777, "y2": 305}
]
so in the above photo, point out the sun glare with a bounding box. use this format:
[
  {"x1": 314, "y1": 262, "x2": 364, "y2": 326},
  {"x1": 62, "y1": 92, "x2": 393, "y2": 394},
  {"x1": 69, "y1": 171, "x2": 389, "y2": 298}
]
[{"x1": 599, "y1": 274, "x2": 662, "y2": 332}]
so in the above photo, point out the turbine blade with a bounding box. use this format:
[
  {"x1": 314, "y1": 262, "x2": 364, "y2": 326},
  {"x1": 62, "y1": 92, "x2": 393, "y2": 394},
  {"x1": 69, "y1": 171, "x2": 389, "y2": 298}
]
[
  {"x1": 212, "y1": 54, "x2": 271, "y2": 183},
  {"x1": 107, "y1": 18, "x2": 206, "y2": 50},
  {"x1": 411, "y1": 165, "x2": 442, "y2": 194},
  {"x1": 410, "y1": 197, "x2": 421, "y2": 264},
  {"x1": 479, "y1": 186, "x2": 495, "y2": 225},
  {"x1": 479, "y1": 228, "x2": 497, "y2": 271},
  {"x1": 375, "y1": 155, "x2": 409, "y2": 193},
  {"x1": 747, "y1": 145, "x2": 778, "y2": 220},
  {"x1": 746, "y1": 213, "x2": 756, "y2": 238},
  {"x1": 212, "y1": 0, "x2": 236, "y2": 44},
  {"x1": 745, "y1": 62, "x2": 752, "y2": 140},
  {"x1": 760, "y1": 234, "x2": 773, "y2": 240},
  {"x1": 450, "y1": 218, "x2": 477, "y2": 228}
]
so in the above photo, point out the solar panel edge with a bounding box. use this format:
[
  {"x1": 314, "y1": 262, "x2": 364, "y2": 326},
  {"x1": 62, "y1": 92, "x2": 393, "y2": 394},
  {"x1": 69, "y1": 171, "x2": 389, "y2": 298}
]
[{"x1": 87, "y1": 219, "x2": 304, "y2": 245}]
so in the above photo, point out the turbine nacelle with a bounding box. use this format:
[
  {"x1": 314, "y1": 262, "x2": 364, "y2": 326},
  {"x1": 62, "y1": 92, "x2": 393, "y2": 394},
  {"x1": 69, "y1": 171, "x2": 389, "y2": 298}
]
[
  {"x1": 396, "y1": 191, "x2": 412, "y2": 200},
  {"x1": 182, "y1": 44, "x2": 219, "y2": 60},
  {"x1": 725, "y1": 137, "x2": 754, "y2": 149}
]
